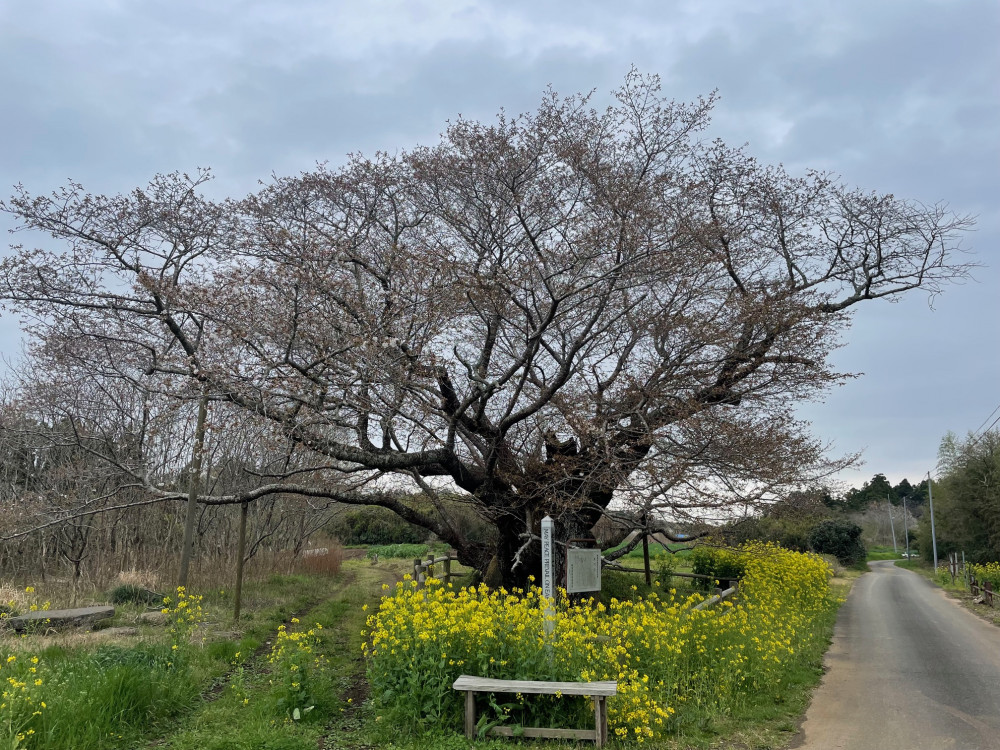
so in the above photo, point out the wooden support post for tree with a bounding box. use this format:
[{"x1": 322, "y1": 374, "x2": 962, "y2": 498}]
[
  {"x1": 641, "y1": 513, "x2": 651, "y2": 587},
  {"x1": 233, "y1": 500, "x2": 248, "y2": 624},
  {"x1": 178, "y1": 393, "x2": 208, "y2": 588}
]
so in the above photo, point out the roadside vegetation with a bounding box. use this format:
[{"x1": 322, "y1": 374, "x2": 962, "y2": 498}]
[
  {"x1": 364, "y1": 544, "x2": 841, "y2": 747},
  {"x1": 0, "y1": 553, "x2": 351, "y2": 750},
  {"x1": 913, "y1": 432, "x2": 1000, "y2": 567},
  {"x1": 0, "y1": 543, "x2": 855, "y2": 750}
]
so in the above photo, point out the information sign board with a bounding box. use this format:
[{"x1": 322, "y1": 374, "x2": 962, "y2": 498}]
[{"x1": 566, "y1": 548, "x2": 602, "y2": 593}]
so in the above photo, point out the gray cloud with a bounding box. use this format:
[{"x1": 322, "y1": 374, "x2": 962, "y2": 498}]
[{"x1": 1, "y1": 0, "x2": 997, "y2": 488}]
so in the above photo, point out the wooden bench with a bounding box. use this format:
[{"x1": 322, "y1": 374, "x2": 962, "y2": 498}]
[{"x1": 452, "y1": 675, "x2": 617, "y2": 746}]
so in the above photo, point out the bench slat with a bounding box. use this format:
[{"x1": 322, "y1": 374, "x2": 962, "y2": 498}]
[
  {"x1": 452, "y1": 675, "x2": 617, "y2": 696},
  {"x1": 490, "y1": 726, "x2": 596, "y2": 740}
]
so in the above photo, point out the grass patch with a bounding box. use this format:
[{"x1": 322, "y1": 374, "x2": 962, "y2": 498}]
[
  {"x1": 366, "y1": 542, "x2": 453, "y2": 560},
  {"x1": 893, "y1": 558, "x2": 929, "y2": 574},
  {"x1": 866, "y1": 545, "x2": 906, "y2": 562},
  {"x1": 894, "y1": 557, "x2": 967, "y2": 590},
  {"x1": 367, "y1": 544, "x2": 430, "y2": 560},
  {"x1": 0, "y1": 568, "x2": 340, "y2": 750},
  {"x1": 156, "y1": 562, "x2": 396, "y2": 750},
  {"x1": 0, "y1": 642, "x2": 201, "y2": 750}
]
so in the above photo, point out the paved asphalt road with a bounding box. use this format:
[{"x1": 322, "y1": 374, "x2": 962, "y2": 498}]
[{"x1": 793, "y1": 560, "x2": 1000, "y2": 750}]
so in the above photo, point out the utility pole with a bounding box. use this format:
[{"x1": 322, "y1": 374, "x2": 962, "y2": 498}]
[
  {"x1": 927, "y1": 471, "x2": 939, "y2": 570},
  {"x1": 902, "y1": 495, "x2": 910, "y2": 559},
  {"x1": 887, "y1": 494, "x2": 898, "y2": 554}
]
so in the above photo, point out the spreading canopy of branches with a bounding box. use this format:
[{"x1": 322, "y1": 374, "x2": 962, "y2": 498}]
[{"x1": 0, "y1": 72, "x2": 974, "y2": 576}]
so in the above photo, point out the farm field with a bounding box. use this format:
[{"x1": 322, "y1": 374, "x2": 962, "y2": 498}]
[{"x1": 0, "y1": 547, "x2": 850, "y2": 750}]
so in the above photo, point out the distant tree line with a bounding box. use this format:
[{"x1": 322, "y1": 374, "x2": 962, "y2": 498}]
[
  {"x1": 841, "y1": 473, "x2": 929, "y2": 512},
  {"x1": 916, "y1": 432, "x2": 1000, "y2": 564}
]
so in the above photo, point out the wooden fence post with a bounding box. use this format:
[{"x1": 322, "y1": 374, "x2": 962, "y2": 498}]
[
  {"x1": 414, "y1": 558, "x2": 425, "y2": 589},
  {"x1": 443, "y1": 553, "x2": 452, "y2": 586}
]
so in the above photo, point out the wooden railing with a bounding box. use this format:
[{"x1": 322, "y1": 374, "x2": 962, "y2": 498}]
[
  {"x1": 413, "y1": 551, "x2": 463, "y2": 588},
  {"x1": 969, "y1": 576, "x2": 994, "y2": 607}
]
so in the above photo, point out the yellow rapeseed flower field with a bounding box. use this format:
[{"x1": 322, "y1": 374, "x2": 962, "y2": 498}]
[
  {"x1": 968, "y1": 561, "x2": 1000, "y2": 589},
  {"x1": 364, "y1": 543, "x2": 837, "y2": 743}
]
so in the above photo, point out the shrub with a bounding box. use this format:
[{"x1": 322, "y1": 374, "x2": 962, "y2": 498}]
[
  {"x1": 655, "y1": 554, "x2": 678, "y2": 588},
  {"x1": 689, "y1": 546, "x2": 747, "y2": 590},
  {"x1": 721, "y1": 515, "x2": 815, "y2": 552},
  {"x1": 969, "y1": 562, "x2": 1000, "y2": 589},
  {"x1": 366, "y1": 544, "x2": 429, "y2": 560},
  {"x1": 808, "y1": 520, "x2": 866, "y2": 566},
  {"x1": 110, "y1": 584, "x2": 163, "y2": 606},
  {"x1": 327, "y1": 507, "x2": 425, "y2": 546}
]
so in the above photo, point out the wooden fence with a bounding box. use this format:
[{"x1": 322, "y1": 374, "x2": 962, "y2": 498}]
[
  {"x1": 412, "y1": 551, "x2": 463, "y2": 588},
  {"x1": 610, "y1": 565, "x2": 740, "y2": 592},
  {"x1": 969, "y1": 576, "x2": 994, "y2": 607},
  {"x1": 409, "y1": 551, "x2": 740, "y2": 601}
]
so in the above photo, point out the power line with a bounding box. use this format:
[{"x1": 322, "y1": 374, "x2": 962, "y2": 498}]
[
  {"x1": 972, "y1": 402, "x2": 1000, "y2": 440},
  {"x1": 925, "y1": 401, "x2": 1000, "y2": 484},
  {"x1": 968, "y1": 410, "x2": 1000, "y2": 450}
]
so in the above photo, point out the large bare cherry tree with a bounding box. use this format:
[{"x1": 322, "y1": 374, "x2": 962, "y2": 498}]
[{"x1": 1, "y1": 72, "x2": 973, "y2": 584}]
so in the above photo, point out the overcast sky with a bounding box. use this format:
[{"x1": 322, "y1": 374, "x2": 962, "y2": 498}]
[{"x1": 1, "y1": 0, "x2": 997, "y2": 490}]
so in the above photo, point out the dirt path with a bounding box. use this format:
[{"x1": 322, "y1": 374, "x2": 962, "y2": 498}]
[
  {"x1": 320, "y1": 560, "x2": 408, "y2": 749},
  {"x1": 792, "y1": 560, "x2": 1000, "y2": 749}
]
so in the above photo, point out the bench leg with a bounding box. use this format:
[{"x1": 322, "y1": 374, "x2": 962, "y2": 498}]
[
  {"x1": 465, "y1": 690, "x2": 476, "y2": 738},
  {"x1": 600, "y1": 696, "x2": 608, "y2": 745},
  {"x1": 594, "y1": 697, "x2": 604, "y2": 747}
]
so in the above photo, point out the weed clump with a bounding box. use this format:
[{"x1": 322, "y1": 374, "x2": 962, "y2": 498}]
[{"x1": 109, "y1": 584, "x2": 163, "y2": 606}]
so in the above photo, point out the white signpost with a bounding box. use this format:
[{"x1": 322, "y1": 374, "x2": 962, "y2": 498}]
[
  {"x1": 541, "y1": 515, "x2": 554, "y2": 599},
  {"x1": 540, "y1": 515, "x2": 555, "y2": 635}
]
